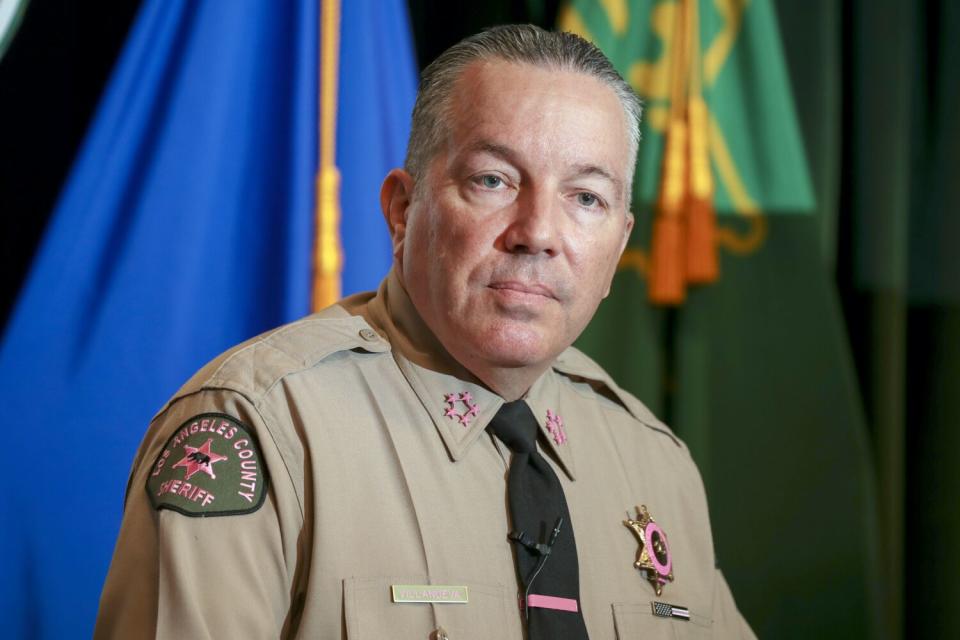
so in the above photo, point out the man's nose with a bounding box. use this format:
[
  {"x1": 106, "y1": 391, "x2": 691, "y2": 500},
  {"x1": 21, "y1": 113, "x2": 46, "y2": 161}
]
[{"x1": 502, "y1": 187, "x2": 560, "y2": 256}]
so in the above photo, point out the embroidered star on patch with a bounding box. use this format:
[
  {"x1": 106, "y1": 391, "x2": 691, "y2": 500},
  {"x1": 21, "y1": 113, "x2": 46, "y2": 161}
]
[{"x1": 172, "y1": 438, "x2": 228, "y2": 480}]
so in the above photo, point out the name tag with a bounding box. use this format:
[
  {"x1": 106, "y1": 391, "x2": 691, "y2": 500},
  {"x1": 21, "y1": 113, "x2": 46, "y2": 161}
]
[{"x1": 391, "y1": 584, "x2": 469, "y2": 604}]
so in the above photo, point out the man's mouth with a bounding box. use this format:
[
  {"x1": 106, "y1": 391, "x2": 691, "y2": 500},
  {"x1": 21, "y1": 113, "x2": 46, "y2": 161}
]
[{"x1": 488, "y1": 281, "x2": 557, "y2": 300}]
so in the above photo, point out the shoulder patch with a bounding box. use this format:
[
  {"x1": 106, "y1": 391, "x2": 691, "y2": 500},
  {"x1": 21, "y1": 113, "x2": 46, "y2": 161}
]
[{"x1": 146, "y1": 413, "x2": 268, "y2": 517}]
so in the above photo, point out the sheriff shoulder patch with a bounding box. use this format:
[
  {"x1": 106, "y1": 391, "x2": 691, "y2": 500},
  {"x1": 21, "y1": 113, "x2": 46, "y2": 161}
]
[{"x1": 146, "y1": 413, "x2": 268, "y2": 517}]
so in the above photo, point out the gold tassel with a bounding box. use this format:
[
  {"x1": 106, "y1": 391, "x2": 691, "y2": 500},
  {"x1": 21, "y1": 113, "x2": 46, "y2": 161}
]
[
  {"x1": 648, "y1": 0, "x2": 692, "y2": 305},
  {"x1": 650, "y1": 215, "x2": 688, "y2": 304},
  {"x1": 312, "y1": 167, "x2": 342, "y2": 309},
  {"x1": 685, "y1": 95, "x2": 718, "y2": 283},
  {"x1": 649, "y1": 118, "x2": 688, "y2": 305}
]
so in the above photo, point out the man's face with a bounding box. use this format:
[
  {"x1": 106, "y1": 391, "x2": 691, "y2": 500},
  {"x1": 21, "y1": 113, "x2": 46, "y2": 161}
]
[{"x1": 388, "y1": 60, "x2": 634, "y2": 379}]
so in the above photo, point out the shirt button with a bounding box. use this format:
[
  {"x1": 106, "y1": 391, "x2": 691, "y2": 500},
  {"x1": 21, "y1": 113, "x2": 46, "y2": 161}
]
[
  {"x1": 359, "y1": 328, "x2": 379, "y2": 342},
  {"x1": 431, "y1": 627, "x2": 449, "y2": 640}
]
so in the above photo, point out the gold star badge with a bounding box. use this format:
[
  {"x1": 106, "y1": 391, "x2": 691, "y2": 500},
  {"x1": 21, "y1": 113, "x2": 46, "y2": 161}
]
[{"x1": 624, "y1": 505, "x2": 674, "y2": 596}]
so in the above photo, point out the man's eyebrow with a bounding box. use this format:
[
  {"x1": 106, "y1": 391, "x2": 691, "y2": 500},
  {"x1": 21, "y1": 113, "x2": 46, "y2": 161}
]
[
  {"x1": 464, "y1": 141, "x2": 518, "y2": 163},
  {"x1": 570, "y1": 163, "x2": 624, "y2": 195}
]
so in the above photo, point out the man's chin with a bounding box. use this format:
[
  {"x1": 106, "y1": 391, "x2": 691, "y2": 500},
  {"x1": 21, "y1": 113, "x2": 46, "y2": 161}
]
[{"x1": 473, "y1": 325, "x2": 560, "y2": 370}]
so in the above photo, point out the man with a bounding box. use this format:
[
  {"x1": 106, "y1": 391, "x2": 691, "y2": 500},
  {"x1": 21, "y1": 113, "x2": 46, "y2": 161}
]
[{"x1": 96, "y1": 25, "x2": 754, "y2": 639}]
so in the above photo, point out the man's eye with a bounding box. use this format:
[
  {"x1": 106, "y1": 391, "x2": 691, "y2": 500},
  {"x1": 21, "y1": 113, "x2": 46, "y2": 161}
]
[
  {"x1": 577, "y1": 192, "x2": 600, "y2": 207},
  {"x1": 479, "y1": 175, "x2": 504, "y2": 189}
]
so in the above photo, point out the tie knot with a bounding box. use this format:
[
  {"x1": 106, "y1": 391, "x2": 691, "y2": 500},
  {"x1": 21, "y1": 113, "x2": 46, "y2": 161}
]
[{"x1": 488, "y1": 400, "x2": 539, "y2": 454}]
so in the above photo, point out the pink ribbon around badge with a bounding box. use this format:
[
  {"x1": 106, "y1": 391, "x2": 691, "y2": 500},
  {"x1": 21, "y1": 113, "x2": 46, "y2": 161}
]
[{"x1": 526, "y1": 594, "x2": 579, "y2": 612}]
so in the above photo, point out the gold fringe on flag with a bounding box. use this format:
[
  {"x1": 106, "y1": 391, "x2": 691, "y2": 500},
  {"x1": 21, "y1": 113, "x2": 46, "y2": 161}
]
[
  {"x1": 686, "y1": 0, "x2": 720, "y2": 284},
  {"x1": 684, "y1": 0, "x2": 718, "y2": 284},
  {"x1": 312, "y1": 0, "x2": 343, "y2": 312},
  {"x1": 649, "y1": 117, "x2": 689, "y2": 305},
  {"x1": 685, "y1": 96, "x2": 718, "y2": 284}
]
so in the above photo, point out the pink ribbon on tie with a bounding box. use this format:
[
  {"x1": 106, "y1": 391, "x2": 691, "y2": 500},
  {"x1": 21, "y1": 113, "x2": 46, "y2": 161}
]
[{"x1": 526, "y1": 594, "x2": 579, "y2": 612}]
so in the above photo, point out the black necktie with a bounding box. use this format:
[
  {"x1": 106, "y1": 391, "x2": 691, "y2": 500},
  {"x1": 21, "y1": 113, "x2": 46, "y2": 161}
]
[{"x1": 488, "y1": 400, "x2": 590, "y2": 639}]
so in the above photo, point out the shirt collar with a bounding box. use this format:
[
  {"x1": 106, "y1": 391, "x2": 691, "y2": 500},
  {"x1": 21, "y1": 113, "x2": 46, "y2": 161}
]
[
  {"x1": 524, "y1": 369, "x2": 577, "y2": 480},
  {"x1": 358, "y1": 269, "x2": 576, "y2": 480}
]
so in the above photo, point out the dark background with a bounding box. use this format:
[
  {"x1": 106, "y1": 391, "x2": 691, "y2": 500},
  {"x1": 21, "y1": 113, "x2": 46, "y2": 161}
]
[{"x1": 3, "y1": 1, "x2": 957, "y2": 638}]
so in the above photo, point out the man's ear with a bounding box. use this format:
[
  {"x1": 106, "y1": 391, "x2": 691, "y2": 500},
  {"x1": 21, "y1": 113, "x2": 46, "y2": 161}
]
[
  {"x1": 380, "y1": 168, "x2": 416, "y2": 264},
  {"x1": 620, "y1": 211, "x2": 635, "y2": 254},
  {"x1": 602, "y1": 211, "x2": 635, "y2": 299}
]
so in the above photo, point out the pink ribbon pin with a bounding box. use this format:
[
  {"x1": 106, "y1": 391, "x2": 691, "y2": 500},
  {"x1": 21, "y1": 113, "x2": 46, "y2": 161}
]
[{"x1": 527, "y1": 594, "x2": 579, "y2": 612}]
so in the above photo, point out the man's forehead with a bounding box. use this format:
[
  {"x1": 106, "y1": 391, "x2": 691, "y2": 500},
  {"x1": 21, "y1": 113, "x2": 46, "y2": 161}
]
[
  {"x1": 449, "y1": 58, "x2": 607, "y2": 107},
  {"x1": 439, "y1": 59, "x2": 631, "y2": 192}
]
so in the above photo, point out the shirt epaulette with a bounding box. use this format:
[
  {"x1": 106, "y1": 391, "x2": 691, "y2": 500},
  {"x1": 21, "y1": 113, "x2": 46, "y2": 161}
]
[
  {"x1": 552, "y1": 346, "x2": 681, "y2": 447},
  {"x1": 153, "y1": 307, "x2": 390, "y2": 420}
]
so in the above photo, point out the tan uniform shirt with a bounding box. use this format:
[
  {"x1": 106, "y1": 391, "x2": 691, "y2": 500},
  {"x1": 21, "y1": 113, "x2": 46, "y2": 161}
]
[{"x1": 96, "y1": 272, "x2": 755, "y2": 639}]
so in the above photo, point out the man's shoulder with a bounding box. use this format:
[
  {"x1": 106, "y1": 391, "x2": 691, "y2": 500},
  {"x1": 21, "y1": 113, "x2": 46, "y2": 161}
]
[
  {"x1": 159, "y1": 303, "x2": 390, "y2": 416},
  {"x1": 553, "y1": 346, "x2": 681, "y2": 446}
]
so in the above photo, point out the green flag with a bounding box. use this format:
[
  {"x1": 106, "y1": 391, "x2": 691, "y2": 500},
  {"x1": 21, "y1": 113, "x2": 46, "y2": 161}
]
[
  {"x1": 565, "y1": 1, "x2": 883, "y2": 637},
  {"x1": 560, "y1": 0, "x2": 814, "y2": 215}
]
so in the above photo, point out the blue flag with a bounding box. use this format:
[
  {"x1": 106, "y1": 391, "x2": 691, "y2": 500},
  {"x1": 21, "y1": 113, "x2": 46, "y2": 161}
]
[
  {"x1": 0, "y1": 0, "x2": 416, "y2": 636},
  {"x1": 338, "y1": 0, "x2": 418, "y2": 295}
]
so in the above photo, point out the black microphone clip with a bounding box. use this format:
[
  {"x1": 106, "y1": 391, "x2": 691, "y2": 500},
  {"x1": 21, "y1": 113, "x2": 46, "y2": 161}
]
[{"x1": 509, "y1": 516, "x2": 564, "y2": 557}]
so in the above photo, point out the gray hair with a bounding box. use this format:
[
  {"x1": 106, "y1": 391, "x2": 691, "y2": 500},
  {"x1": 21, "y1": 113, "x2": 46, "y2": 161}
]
[{"x1": 404, "y1": 24, "x2": 642, "y2": 196}]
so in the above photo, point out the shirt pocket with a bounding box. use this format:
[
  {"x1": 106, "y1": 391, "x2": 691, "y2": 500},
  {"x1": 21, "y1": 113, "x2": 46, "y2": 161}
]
[
  {"x1": 343, "y1": 576, "x2": 517, "y2": 640},
  {"x1": 612, "y1": 602, "x2": 713, "y2": 640}
]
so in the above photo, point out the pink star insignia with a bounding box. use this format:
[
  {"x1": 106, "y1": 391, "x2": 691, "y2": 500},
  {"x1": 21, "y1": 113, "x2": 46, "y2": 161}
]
[
  {"x1": 172, "y1": 438, "x2": 228, "y2": 481},
  {"x1": 546, "y1": 410, "x2": 567, "y2": 446},
  {"x1": 443, "y1": 390, "x2": 480, "y2": 428}
]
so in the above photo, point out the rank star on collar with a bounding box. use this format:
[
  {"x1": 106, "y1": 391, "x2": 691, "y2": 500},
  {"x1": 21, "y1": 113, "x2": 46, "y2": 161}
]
[
  {"x1": 545, "y1": 409, "x2": 567, "y2": 445},
  {"x1": 172, "y1": 437, "x2": 228, "y2": 480},
  {"x1": 443, "y1": 391, "x2": 480, "y2": 427}
]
